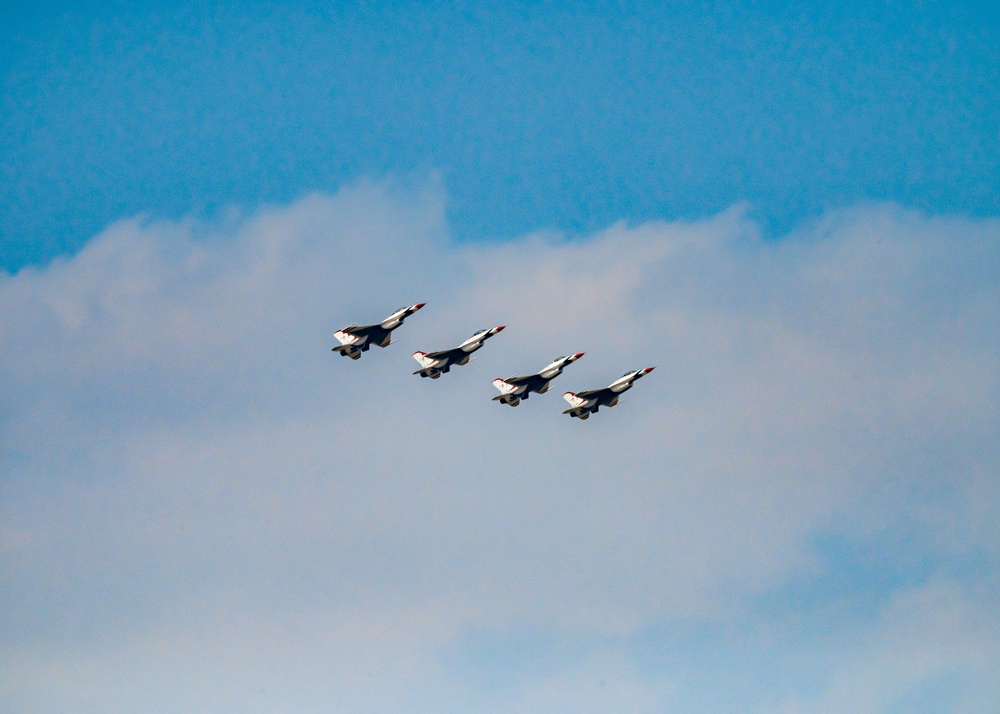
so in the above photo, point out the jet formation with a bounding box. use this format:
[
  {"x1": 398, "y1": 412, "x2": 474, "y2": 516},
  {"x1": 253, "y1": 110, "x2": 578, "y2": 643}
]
[{"x1": 332, "y1": 304, "x2": 653, "y2": 419}]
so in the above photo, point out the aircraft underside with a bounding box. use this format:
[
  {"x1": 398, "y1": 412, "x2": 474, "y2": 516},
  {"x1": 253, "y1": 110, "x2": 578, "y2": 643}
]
[
  {"x1": 333, "y1": 343, "x2": 368, "y2": 359},
  {"x1": 496, "y1": 392, "x2": 529, "y2": 406}
]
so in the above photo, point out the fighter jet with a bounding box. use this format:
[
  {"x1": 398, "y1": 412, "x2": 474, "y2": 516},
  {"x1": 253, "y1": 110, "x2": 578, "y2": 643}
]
[
  {"x1": 491, "y1": 353, "x2": 585, "y2": 406},
  {"x1": 332, "y1": 303, "x2": 425, "y2": 359},
  {"x1": 412, "y1": 326, "x2": 506, "y2": 378},
  {"x1": 562, "y1": 367, "x2": 655, "y2": 420}
]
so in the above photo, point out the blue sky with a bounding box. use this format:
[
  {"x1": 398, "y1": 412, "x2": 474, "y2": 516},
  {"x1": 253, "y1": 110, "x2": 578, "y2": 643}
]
[
  {"x1": 3, "y1": 1, "x2": 997, "y2": 271},
  {"x1": 2, "y1": 3, "x2": 1000, "y2": 713}
]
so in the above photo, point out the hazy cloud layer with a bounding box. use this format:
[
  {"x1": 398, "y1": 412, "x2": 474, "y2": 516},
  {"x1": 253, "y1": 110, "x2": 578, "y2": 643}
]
[{"x1": 2, "y1": 181, "x2": 998, "y2": 712}]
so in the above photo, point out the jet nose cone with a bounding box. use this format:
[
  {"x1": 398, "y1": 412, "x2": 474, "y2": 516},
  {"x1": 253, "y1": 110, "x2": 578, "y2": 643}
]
[
  {"x1": 573, "y1": 352, "x2": 585, "y2": 359},
  {"x1": 495, "y1": 325, "x2": 506, "y2": 332},
  {"x1": 644, "y1": 366, "x2": 655, "y2": 373},
  {"x1": 414, "y1": 303, "x2": 426, "y2": 309}
]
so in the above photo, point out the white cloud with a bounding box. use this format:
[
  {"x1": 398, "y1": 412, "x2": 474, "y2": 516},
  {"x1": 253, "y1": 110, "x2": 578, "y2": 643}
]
[{"x1": 2, "y1": 181, "x2": 998, "y2": 712}]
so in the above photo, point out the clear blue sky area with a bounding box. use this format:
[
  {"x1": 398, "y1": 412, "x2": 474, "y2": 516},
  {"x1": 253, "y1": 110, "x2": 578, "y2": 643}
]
[{"x1": 2, "y1": 1, "x2": 998, "y2": 271}]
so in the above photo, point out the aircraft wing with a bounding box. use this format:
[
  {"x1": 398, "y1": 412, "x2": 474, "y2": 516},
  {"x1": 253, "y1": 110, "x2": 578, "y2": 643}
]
[
  {"x1": 575, "y1": 387, "x2": 614, "y2": 402},
  {"x1": 424, "y1": 347, "x2": 463, "y2": 361},
  {"x1": 374, "y1": 331, "x2": 393, "y2": 348},
  {"x1": 502, "y1": 373, "x2": 539, "y2": 386},
  {"x1": 343, "y1": 323, "x2": 378, "y2": 337}
]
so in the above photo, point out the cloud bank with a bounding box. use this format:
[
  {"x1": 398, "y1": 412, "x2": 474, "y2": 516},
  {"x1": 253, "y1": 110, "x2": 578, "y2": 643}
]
[{"x1": 2, "y1": 180, "x2": 998, "y2": 712}]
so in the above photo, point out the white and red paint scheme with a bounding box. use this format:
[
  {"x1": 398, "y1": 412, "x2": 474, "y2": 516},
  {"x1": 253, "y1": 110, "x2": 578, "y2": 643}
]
[
  {"x1": 491, "y1": 353, "x2": 585, "y2": 407},
  {"x1": 562, "y1": 367, "x2": 655, "y2": 419},
  {"x1": 412, "y1": 325, "x2": 506, "y2": 379},
  {"x1": 332, "y1": 303, "x2": 426, "y2": 359}
]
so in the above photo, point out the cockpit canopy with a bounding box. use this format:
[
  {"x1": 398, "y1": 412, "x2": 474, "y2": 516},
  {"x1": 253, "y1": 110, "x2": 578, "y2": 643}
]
[
  {"x1": 554, "y1": 356, "x2": 566, "y2": 362},
  {"x1": 472, "y1": 329, "x2": 487, "y2": 336}
]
